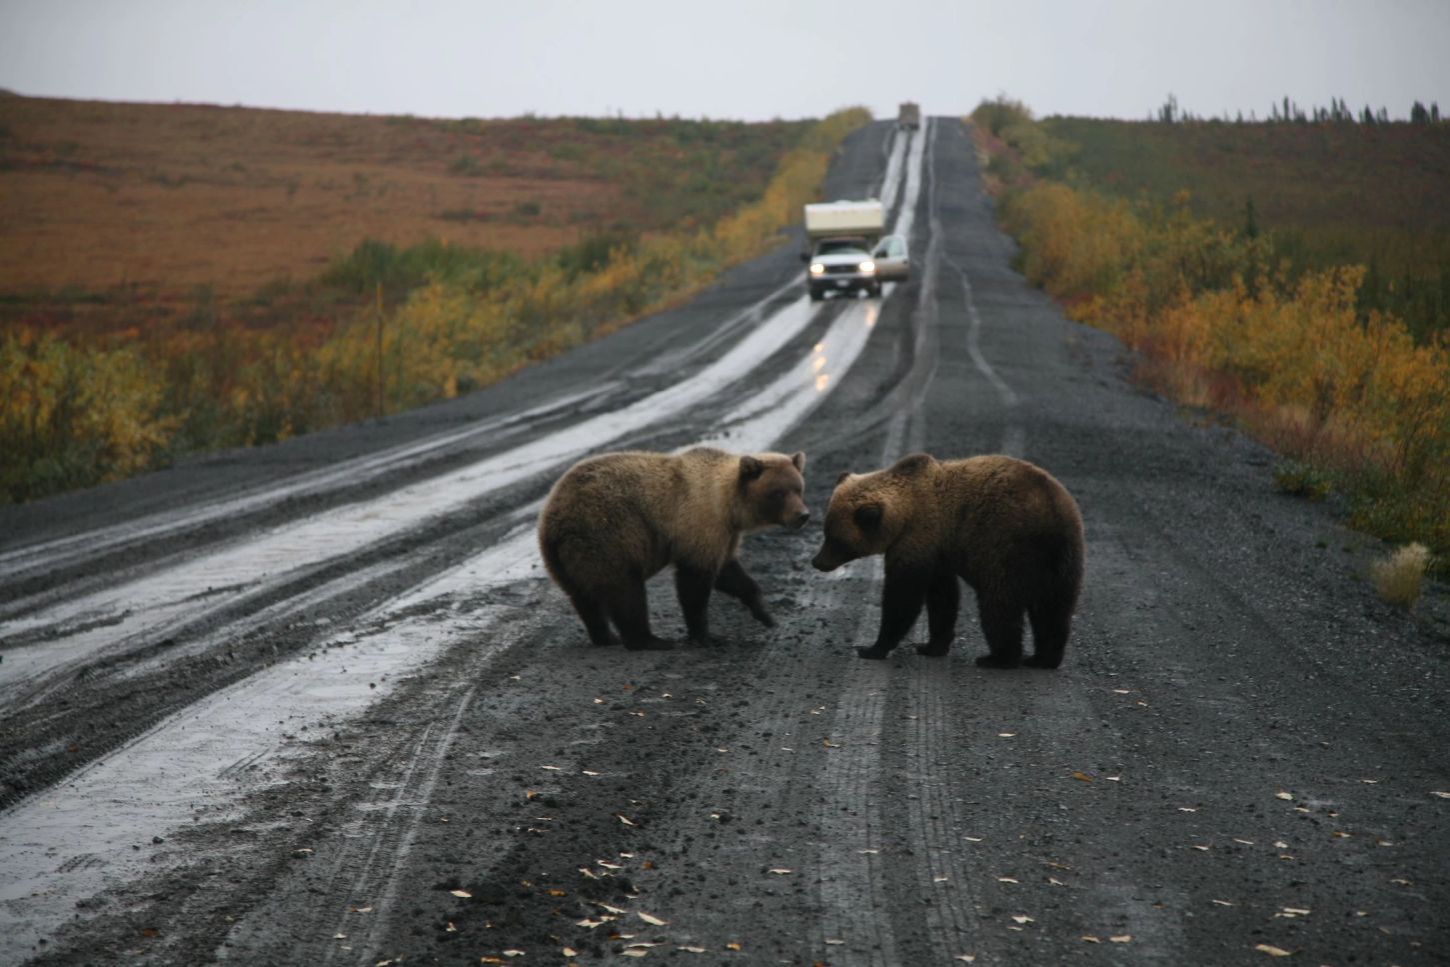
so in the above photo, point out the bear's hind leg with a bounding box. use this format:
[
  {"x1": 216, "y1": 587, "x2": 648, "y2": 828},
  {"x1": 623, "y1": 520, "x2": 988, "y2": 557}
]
[
  {"x1": 916, "y1": 570, "x2": 960, "y2": 657},
  {"x1": 975, "y1": 599, "x2": 1024, "y2": 669},
  {"x1": 608, "y1": 573, "x2": 673, "y2": 651},
  {"x1": 1024, "y1": 604, "x2": 1071, "y2": 669},
  {"x1": 568, "y1": 589, "x2": 618, "y2": 647},
  {"x1": 676, "y1": 564, "x2": 723, "y2": 646}
]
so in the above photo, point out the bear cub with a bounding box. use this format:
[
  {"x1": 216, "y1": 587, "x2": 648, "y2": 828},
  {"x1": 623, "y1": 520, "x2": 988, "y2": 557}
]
[
  {"x1": 812, "y1": 453, "x2": 1083, "y2": 667},
  {"x1": 539, "y1": 447, "x2": 809, "y2": 650}
]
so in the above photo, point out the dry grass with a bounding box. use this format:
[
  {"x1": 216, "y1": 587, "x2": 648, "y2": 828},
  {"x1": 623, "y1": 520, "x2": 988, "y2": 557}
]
[
  {"x1": 0, "y1": 95, "x2": 807, "y2": 331},
  {"x1": 1371, "y1": 543, "x2": 1432, "y2": 607}
]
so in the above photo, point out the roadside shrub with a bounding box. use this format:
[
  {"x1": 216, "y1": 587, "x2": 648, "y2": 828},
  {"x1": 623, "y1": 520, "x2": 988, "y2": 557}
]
[{"x1": 1370, "y1": 542, "x2": 1432, "y2": 607}]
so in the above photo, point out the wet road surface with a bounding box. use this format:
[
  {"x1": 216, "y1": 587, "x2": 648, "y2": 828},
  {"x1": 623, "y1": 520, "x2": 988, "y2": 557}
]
[{"x1": 2, "y1": 119, "x2": 1448, "y2": 966}]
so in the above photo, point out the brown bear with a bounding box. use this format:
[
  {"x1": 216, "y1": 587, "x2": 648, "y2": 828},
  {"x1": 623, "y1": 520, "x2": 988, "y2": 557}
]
[
  {"x1": 812, "y1": 453, "x2": 1083, "y2": 666},
  {"x1": 539, "y1": 447, "x2": 809, "y2": 650}
]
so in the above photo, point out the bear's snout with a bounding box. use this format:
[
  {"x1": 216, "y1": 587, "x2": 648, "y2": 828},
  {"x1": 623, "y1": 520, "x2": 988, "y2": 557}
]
[
  {"x1": 811, "y1": 549, "x2": 839, "y2": 572},
  {"x1": 790, "y1": 509, "x2": 810, "y2": 529}
]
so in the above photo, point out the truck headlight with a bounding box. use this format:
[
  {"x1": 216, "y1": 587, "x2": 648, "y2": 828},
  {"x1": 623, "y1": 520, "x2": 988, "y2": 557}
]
[
  {"x1": 810, "y1": 263, "x2": 825, "y2": 275},
  {"x1": 859, "y1": 260, "x2": 877, "y2": 275}
]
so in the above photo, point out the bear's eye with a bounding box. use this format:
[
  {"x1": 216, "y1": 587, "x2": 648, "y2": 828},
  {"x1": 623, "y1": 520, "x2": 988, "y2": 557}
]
[{"x1": 854, "y1": 503, "x2": 883, "y2": 530}]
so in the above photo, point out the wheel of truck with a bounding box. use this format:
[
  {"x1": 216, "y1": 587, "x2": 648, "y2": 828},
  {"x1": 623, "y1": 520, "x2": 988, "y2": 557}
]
[
  {"x1": 870, "y1": 282, "x2": 883, "y2": 298},
  {"x1": 809, "y1": 286, "x2": 823, "y2": 302}
]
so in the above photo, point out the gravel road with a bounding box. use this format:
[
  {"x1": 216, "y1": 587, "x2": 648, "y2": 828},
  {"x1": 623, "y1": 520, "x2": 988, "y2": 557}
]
[{"x1": 2, "y1": 118, "x2": 1447, "y2": 966}]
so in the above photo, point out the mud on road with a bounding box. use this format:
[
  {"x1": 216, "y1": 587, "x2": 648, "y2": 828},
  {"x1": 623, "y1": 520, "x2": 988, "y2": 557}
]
[{"x1": 3, "y1": 120, "x2": 1448, "y2": 966}]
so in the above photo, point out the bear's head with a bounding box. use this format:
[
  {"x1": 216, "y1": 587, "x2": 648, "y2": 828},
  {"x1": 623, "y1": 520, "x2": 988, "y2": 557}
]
[
  {"x1": 739, "y1": 451, "x2": 810, "y2": 531},
  {"x1": 812, "y1": 453, "x2": 936, "y2": 571}
]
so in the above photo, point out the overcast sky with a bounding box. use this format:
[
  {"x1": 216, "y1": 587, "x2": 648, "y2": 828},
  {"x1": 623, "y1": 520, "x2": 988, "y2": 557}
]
[{"x1": 2, "y1": 0, "x2": 1446, "y2": 122}]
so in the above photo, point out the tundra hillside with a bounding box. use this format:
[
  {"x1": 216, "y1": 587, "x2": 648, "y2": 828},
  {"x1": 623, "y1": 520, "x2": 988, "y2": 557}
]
[
  {"x1": 971, "y1": 97, "x2": 1450, "y2": 574},
  {"x1": 0, "y1": 95, "x2": 868, "y2": 502}
]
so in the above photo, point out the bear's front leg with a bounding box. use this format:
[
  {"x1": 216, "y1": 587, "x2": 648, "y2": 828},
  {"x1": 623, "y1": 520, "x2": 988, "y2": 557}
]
[
  {"x1": 916, "y1": 569, "x2": 960, "y2": 657},
  {"x1": 859, "y1": 562, "x2": 928, "y2": 659},
  {"x1": 675, "y1": 564, "x2": 722, "y2": 646},
  {"x1": 713, "y1": 558, "x2": 774, "y2": 628}
]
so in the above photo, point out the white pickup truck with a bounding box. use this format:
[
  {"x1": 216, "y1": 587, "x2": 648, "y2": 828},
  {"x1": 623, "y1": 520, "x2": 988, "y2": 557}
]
[{"x1": 802, "y1": 199, "x2": 908, "y2": 301}]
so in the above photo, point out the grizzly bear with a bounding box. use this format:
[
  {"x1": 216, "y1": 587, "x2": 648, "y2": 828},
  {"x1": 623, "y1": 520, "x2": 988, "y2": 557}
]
[
  {"x1": 539, "y1": 447, "x2": 809, "y2": 650},
  {"x1": 812, "y1": 453, "x2": 1083, "y2": 666}
]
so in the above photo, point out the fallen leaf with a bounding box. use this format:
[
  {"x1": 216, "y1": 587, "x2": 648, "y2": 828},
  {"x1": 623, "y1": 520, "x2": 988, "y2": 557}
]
[
  {"x1": 934, "y1": 875, "x2": 950, "y2": 883},
  {"x1": 726, "y1": 941, "x2": 742, "y2": 951},
  {"x1": 1233, "y1": 838, "x2": 1255, "y2": 846},
  {"x1": 823, "y1": 739, "x2": 839, "y2": 748},
  {"x1": 1081, "y1": 935, "x2": 1101, "y2": 943},
  {"x1": 583, "y1": 770, "x2": 603, "y2": 776},
  {"x1": 858, "y1": 848, "x2": 880, "y2": 854},
  {"x1": 964, "y1": 836, "x2": 983, "y2": 843},
  {"x1": 1391, "y1": 878, "x2": 1412, "y2": 886},
  {"x1": 446, "y1": 922, "x2": 457, "y2": 932},
  {"x1": 1010, "y1": 915, "x2": 1033, "y2": 924},
  {"x1": 677, "y1": 947, "x2": 707, "y2": 953},
  {"x1": 1192, "y1": 845, "x2": 1211, "y2": 851},
  {"x1": 546, "y1": 888, "x2": 567, "y2": 897},
  {"x1": 998, "y1": 877, "x2": 1018, "y2": 884},
  {"x1": 1071, "y1": 771, "x2": 1094, "y2": 783},
  {"x1": 1360, "y1": 778, "x2": 1379, "y2": 784},
  {"x1": 1048, "y1": 877, "x2": 1065, "y2": 886},
  {"x1": 503, "y1": 953, "x2": 526, "y2": 959},
  {"x1": 1211, "y1": 899, "x2": 1235, "y2": 907},
  {"x1": 1105, "y1": 775, "x2": 1122, "y2": 782},
  {"x1": 1273, "y1": 841, "x2": 1289, "y2": 849},
  {"x1": 576, "y1": 918, "x2": 612, "y2": 928},
  {"x1": 1112, "y1": 688, "x2": 1131, "y2": 694},
  {"x1": 334, "y1": 933, "x2": 347, "y2": 940},
  {"x1": 1275, "y1": 791, "x2": 1293, "y2": 801},
  {"x1": 998, "y1": 732, "x2": 1016, "y2": 738},
  {"x1": 562, "y1": 949, "x2": 578, "y2": 958},
  {"x1": 769, "y1": 868, "x2": 794, "y2": 875},
  {"x1": 616, "y1": 814, "x2": 637, "y2": 826},
  {"x1": 525, "y1": 791, "x2": 539, "y2": 801},
  {"x1": 597, "y1": 861, "x2": 624, "y2": 870},
  {"x1": 955, "y1": 957, "x2": 976, "y2": 963},
  {"x1": 638, "y1": 912, "x2": 668, "y2": 926},
  {"x1": 1110, "y1": 935, "x2": 1133, "y2": 943},
  {"x1": 824, "y1": 939, "x2": 844, "y2": 945},
  {"x1": 621, "y1": 952, "x2": 648, "y2": 959},
  {"x1": 1255, "y1": 944, "x2": 1293, "y2": 957},
  {"x1": 541, "y1": 765, "x2": 562, "y2": 771},
  {"x1": 1178, "y1": 807, "x2": 1197, "y2": 812},
  {"x1": 579, "y1": 867, "x2": 599, "y2": 880},
  {"x1": 1431, "y1": 791, "x2": 1450, "y2": 799},
  {"x1": 1377, "y1": 839, "x2": 1396, "y2": 847},
  {"x1": 1332, "y1": 831, "x2": 1351, "y2": 839},
  {"x1": 450, "y1": 889, "x2": 473, "y2": 898},
  {"x1": 595, "y1": 902, "x2": 627, "y2": 914}
]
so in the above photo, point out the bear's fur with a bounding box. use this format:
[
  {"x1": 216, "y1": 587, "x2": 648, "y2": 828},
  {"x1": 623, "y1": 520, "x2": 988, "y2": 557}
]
[
  {"x1": 812, "y1": 453, "x2": 1083, "y2": 666},
  {"x1": 539, "y1": 447, "x2": 809, "y2": 650}
]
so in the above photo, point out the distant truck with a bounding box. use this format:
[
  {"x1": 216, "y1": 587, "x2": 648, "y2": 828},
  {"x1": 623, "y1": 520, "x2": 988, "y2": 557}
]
[
  {"x1": 898, "y1": 102, "x2": 921, "y2": 130},
  {"x1": 803, "y1": 199, "x2": 886, "y2": 300}
]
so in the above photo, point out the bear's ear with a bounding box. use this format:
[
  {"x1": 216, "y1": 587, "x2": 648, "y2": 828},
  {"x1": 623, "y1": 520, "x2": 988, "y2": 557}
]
[
  {"x1": 835, "y1": 470, "x2": 852, "y2": 485},
  {"x1": 739, "y1": 455, "x2": 765, "y2": 481},
  {"x1": 791, "y1": 451, "x2": 807, "y2": 472},
  {"x1": 891, "y1": 452, "x2": 935, "y2": 476},
  {"x1": 853, "y1": 502, "x2": 884, "y2": 530}
]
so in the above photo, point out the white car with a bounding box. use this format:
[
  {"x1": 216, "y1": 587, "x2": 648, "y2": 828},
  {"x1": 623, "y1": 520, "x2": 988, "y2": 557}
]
[{"x1": 871, "y1": 234, "x2": 909, "y2": 282}]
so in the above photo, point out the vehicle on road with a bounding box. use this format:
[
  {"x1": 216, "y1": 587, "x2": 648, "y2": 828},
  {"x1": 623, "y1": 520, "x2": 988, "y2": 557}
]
[
  {"x1": 898, "y1": 101, "x2": 921, "y2": 129},
  {"x1": 803, "y1": 199, "x2": 886, "y2": 301},
  {"x1": 871, "y1": 233, "x2": 910, "y2": 281}
]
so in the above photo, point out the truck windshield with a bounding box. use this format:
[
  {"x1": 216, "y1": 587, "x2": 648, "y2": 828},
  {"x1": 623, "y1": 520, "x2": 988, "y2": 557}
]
[{"x1": 815, "y1": 240, "x2": 869, "y2": 256}]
